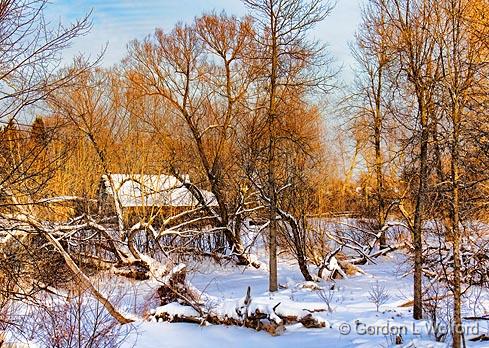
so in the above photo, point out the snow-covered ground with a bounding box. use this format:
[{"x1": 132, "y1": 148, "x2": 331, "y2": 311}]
[
  {"x1": 4, "y1": 222, "x2": 488, "y2": 348},
  {"x1": 122, "y1": 253, "x2": 489, "y2": 348}
]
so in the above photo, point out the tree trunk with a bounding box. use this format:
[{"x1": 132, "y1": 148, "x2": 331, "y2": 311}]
[
  {"x1": 268, "y1": 203, "x2": 278, "y2": 291},
  {"x1": 451, "y1": 101, "x2": 462, "y2": 348},
  {"x1": 412, "y1": 102, "x2": 429, "y2": 320},
  {"x1": 296, "y1": 247, "x2": 313, "y2": 281},
  {"x1": 374, "y1": 66, "x2": 386, "y2": 247},
  {"x1": 267, "y1": 7, "x2": 279, "y2": 293}
]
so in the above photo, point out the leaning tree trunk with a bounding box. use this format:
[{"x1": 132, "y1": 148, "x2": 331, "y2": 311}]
[
  {"x1": 280, "y1": 211, "x2": 313, "y2": 282},
  {"x1": 38, "y1": 224, "x2": 133, "y2": 324},
  {"x1": 292, "y1": 220, "x2": 312, "y2": 282},
  {"x1": 296, "y1": 246, "x2": 313, "y2": 282}
]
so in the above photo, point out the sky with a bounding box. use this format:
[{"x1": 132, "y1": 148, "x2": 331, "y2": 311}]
[{"x1": 49, "y1": 0, "x2": 364, "y2": 83}]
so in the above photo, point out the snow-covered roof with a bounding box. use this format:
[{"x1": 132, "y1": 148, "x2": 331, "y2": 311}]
[{"x1": 101, "y1": 174, "x2": 217, "y2": 208}]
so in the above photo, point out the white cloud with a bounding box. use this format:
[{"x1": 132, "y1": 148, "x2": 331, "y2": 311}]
[{"x1": 49, "y1": 0, "x2": 363, "y2": 74}]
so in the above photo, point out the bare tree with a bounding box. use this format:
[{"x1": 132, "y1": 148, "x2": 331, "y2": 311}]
[
  {"x1": 0, "y1": 0, "x2": 92, "y2": 212},
  {"x1": 374, "y1": 0, "x2": 442, "y2": 319},
  {"x1": 126, "y1": 13, "x2": 260, "y2": 267},
  {"x1": 433, "y1": 1, "x2": 489, "y2": 346},
  {"x1": 368, "y1": 280, "x2": 390, "y2": 312},
  {"x1": 0, "y1": 0, "x2": 140, "y2": 335},
  {"x1": 243, "y1": 0, "x2": 335, "y2": 291}
]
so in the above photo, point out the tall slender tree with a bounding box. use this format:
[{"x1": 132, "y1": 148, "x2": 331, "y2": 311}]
[
  {"x1": 243, "y1": 0, "x2": 335, "y2": 292},
  {"x1": 376, "y1": 0, "x2": 441, "y2": 319},
  {"x1": 434, "y1": 1, "x2": 489, "y2": 345}
]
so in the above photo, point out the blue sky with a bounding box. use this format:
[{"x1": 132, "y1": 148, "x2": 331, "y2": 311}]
[{"x1": 49, "y1": 0, "x2": 363, "y2": 82}]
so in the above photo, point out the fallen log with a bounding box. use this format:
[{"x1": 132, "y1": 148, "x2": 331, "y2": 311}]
[
  {"x1": 151, "y1": 286, "x2": 326, "y2": 335},
  {"x1": 152, "y1": 302, "x2": 292, "y2": 336},
  {"x1": 300, "y1": 313, "x2": 326, "y2": 328}
]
